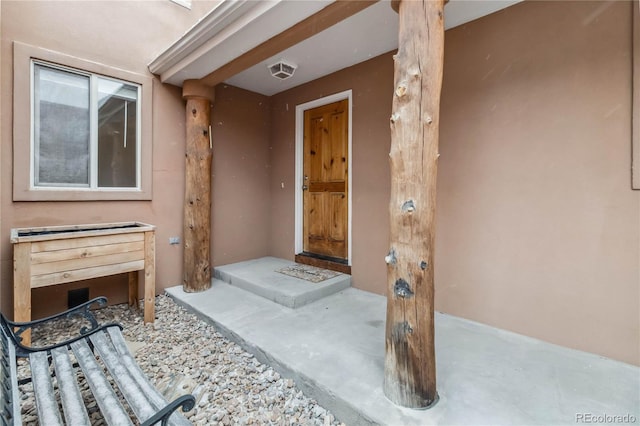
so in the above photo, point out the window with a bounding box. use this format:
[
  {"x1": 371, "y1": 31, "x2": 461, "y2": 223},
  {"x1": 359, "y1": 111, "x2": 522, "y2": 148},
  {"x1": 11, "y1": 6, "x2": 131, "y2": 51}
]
[
  {"x1": 13, "y1": 42, "x2": 152, "y2": 201},
  {"x1": 33, "y1": 62, "x2": 140, "y2": 189}
]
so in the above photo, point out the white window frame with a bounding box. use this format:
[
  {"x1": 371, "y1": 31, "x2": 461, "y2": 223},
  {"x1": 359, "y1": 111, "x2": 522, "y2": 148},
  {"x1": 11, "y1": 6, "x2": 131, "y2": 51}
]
[
  {"x1": 13, "y1": 41, "x2": 153, "y2": 201},
  {"x1": 30, "y1": 60, "x2": 143, "y2": 191}
]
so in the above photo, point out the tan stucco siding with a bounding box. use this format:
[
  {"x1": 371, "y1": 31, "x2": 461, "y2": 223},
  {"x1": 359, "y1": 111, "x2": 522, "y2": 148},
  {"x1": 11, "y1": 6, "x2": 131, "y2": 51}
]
[
  {"x1": 211, "y1": 85, "x2": 271, "y2": 267},
  {"x1": 267, "y1": 0, "x2": 639, "y2": 365},
  {"x1": 0, "y1": 0, "x2": 217, "y2": 317}
]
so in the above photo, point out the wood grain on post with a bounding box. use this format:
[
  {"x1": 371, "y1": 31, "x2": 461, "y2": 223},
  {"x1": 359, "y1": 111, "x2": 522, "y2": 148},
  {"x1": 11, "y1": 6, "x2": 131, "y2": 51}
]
[
  {"x1": 182, "y1": 80, "x2": 213, "y2": 293},
  {"x1": 384, "y1": 0, "x2": 445, "y2": 408}
]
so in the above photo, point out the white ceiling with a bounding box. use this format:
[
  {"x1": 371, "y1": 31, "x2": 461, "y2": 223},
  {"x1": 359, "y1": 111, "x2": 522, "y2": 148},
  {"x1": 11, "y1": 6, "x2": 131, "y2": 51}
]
[
  {"x1": 225, "y1": 0, "x2": 522, "y2": 96},
  {"x1": 150, "y1": 0, "x2": 522, "y2": 96},
  {"x1": 225, "y1": 0, "x2": 398, "y2": 96}
]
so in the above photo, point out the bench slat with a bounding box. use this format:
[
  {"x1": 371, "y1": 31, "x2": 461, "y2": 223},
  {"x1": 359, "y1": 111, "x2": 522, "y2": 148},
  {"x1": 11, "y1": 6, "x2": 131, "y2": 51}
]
[
  {"x1": 107, "y1": 327, "x2": 192, "y2": 426},
  {"x1": 89, "y1": 331, "x2": 158, "y2": 423},
  {"x1": 29, "y1": 351, "x2": 63, "y2": 426},
  {"x1": 70, "y1": 338, "x2": 133, "y2": 426},
  {"x1": 51, "y1": 347, "x2": 91, "y2": 426},
  {"x1": 1, "y1": 327, "x2": 21, "y2": 426}
]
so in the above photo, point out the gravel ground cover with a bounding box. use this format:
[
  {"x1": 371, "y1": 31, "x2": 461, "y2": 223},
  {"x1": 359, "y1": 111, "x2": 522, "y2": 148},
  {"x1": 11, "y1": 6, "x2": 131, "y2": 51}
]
[{"x1": 17, "y1": 294, "x2": 343, "y2": 426}]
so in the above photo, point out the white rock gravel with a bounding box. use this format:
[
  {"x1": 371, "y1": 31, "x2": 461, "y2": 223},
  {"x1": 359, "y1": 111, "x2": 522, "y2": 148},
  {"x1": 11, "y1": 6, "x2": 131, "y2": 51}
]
[{"x1": 17, "y1": 295, "x2": 344, "y2": 426}]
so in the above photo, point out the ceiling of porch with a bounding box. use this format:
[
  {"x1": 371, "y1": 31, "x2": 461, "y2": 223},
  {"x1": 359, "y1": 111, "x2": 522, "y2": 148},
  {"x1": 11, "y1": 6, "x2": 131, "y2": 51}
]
[{"x1": 149, "y1": 0, "x2": 522, "y2": 96}]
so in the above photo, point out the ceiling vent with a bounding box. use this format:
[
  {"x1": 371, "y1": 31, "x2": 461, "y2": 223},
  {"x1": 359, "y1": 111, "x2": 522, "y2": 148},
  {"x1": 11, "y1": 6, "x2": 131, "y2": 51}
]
[{"x1": 268, "y1": 61, "x2": 297, "y2": 80}]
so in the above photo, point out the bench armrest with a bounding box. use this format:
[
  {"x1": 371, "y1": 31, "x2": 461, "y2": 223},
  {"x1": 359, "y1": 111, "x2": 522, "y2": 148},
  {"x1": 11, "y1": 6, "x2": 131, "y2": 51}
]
[
  {"x1": 1, "y1": 297, "x2": 110, "y2": 356},
  {"x1": 140, "y1": 394, "x2": 196, "y2": 426}
]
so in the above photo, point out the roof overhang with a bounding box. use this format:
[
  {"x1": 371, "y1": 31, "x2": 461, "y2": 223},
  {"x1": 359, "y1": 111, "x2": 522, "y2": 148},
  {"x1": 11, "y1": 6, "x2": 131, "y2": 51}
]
[
  {"x1": 149, "y1": 0, "x2": 334, "y2": 86},
  {"x1": 149, "y1": 0, "x2": 523, "y2": 95}
]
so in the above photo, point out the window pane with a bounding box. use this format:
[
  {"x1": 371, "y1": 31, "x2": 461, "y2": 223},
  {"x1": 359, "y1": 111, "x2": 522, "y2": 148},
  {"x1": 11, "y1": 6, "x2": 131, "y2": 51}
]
[
  {"x1": 97, "y1": 78, "x2": 138, "y2": 188},
  {"x1": 34, "y1": 64, "x2": 90, "y2": 186}
]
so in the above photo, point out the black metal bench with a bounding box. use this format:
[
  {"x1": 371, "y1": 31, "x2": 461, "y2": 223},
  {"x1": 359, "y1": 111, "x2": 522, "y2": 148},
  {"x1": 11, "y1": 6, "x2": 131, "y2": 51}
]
[{"x1": 0, "y1": 297, "x2": 195, "y2": 425}]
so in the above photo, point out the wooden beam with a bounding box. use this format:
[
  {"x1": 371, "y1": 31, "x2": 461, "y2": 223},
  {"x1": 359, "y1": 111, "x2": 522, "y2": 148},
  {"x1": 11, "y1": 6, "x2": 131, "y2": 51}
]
[
  {"x1": 384, "y1": 0, "x2": 445, "y2": 408},
  {"x1": 182, "y1": 80, "x2": 214, "y2": 292},
  {"x1": 201, "y1": 0, "x2": 378, "y2": 87}
]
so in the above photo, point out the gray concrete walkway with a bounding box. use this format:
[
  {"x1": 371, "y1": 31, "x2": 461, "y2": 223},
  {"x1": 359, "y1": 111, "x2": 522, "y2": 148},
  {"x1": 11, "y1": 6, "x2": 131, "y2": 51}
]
[{"x1": 166, "y1": 278, "x2": 639, "y2": 425}]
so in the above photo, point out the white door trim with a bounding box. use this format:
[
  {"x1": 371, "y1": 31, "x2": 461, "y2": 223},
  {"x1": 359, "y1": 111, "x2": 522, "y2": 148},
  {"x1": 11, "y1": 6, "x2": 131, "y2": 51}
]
[{"x1": 294, "y1": 89, "x2": 353, "y2": 265}]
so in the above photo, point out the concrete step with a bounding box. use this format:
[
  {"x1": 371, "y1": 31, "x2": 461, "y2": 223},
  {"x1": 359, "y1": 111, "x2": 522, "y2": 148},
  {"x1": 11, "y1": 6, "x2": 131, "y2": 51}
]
[{"x1": 213, "y1": 257, "x2": 351, "y2": 309}]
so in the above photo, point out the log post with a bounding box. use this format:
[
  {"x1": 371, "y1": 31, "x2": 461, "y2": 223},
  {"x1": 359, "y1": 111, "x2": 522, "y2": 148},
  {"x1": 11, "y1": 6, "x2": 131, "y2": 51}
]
[
  {"x1": 384, "y1": 0, "x2": 445, "y2": 408},
  {"x1": 182, "y1": 80, "x2": 214, "y2": 292}
]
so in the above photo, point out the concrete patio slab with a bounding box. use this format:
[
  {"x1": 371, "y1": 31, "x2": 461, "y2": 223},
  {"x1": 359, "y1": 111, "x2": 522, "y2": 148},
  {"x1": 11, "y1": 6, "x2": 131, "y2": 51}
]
[
  {"x1": 166, "y1": 280, "x2": 639, "y2": 425},
  {"x1": 214, "y1": 257, "x2": 351, "y2": 309}
]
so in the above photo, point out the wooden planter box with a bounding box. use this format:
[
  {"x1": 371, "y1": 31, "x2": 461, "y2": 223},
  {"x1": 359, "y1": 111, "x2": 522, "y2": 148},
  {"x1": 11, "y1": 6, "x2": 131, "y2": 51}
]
[{"x1": 11, "y1": 222, "x2": 155, "y2": 343}]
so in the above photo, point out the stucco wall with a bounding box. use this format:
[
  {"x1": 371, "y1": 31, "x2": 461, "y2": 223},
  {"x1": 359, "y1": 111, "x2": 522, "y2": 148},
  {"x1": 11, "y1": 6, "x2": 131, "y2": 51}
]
[
  {"x1": 268, "y1": 0, "x2": 639, "y2": 365},
  {"x1": 211, "y1": 85, "x2": 271, "y2": 266},
  {"x1": 0, "y1": 0, "x2": 217, "y2": 317},
  {"x1": 437, "y1": 0, "x2": 638, "y2": 365},
  {"x1": 269, "y1": 53, "x2": 393, "y2": 295}
]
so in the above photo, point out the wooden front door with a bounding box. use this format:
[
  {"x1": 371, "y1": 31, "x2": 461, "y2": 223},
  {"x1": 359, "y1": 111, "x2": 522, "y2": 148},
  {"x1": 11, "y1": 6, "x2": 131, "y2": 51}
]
[{"x1": 303, "y1": 99, "x2": 349, "y2": 261}]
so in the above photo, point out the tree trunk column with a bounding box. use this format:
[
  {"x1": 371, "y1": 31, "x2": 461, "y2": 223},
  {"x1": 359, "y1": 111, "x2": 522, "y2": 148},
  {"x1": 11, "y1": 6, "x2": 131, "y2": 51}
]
[
  {"x1": 384, "y1": 0, "x2": 445, "y2": 408},
  {"x1": 182, "y1": 80, "x2": 214, "y2": 292}
]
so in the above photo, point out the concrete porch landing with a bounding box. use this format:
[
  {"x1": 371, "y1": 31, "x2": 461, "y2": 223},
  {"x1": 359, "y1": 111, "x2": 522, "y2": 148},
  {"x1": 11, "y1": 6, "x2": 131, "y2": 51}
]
[
  {"x1": 166, "y1": 279, "x2": 639, "y2": 425},
  {"x1": 213, "y1": 257, "x2": 351, "y2": 309}
]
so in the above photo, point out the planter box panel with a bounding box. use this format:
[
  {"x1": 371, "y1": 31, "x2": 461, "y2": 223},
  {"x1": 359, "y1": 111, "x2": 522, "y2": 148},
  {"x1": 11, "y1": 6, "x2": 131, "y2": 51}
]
[
  {"x1": 30, "y1": 233, "x2": 145, "y2": 253},
  {"x1": 31, "y1": 260, "x2": 145, "y2": 289},
  {"x1": 30, "y1": 241, "x2": 145, "y2": 265},
  {"x1": 31, "y1": 250, "x2": 146, "y2": 277}
]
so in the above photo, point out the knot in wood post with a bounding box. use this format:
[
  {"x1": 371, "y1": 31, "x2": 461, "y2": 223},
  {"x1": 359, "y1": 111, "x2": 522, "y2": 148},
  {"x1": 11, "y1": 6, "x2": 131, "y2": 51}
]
[
  {"x1": 385, "y1": 248, "x2": 397, "y2": 265},
  {"x1": 393, "y1": 278, "x2": 414, "y2": 298},
  {"x1": 395, "y1": 82, "x2": 408, "y2": 98},
  {"x1": 401, "y1": 199, "x2": 416, "y2": 213}
]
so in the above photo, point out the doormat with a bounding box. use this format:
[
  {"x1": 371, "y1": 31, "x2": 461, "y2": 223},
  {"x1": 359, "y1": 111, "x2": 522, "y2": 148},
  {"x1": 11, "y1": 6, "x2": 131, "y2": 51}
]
[{"x1": 276, "y1": 264, "x2": 340, "y2": 283}]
